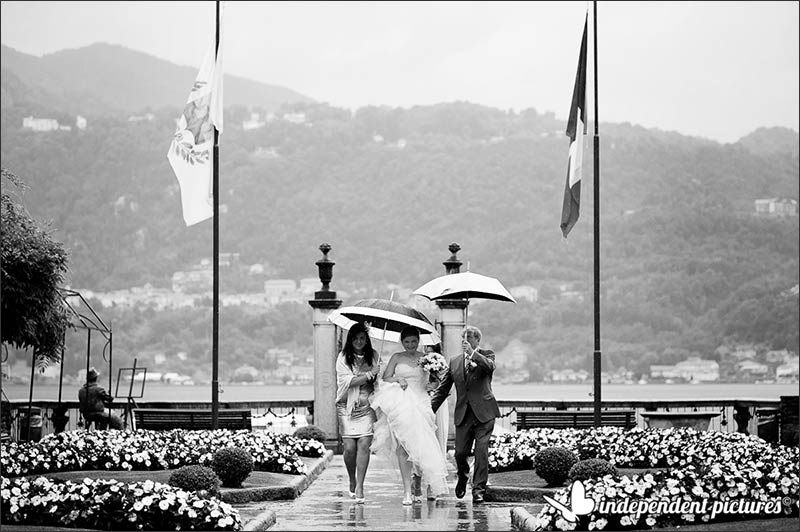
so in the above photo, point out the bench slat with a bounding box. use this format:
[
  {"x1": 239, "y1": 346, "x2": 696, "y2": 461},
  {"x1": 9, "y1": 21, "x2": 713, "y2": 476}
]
[
  {"x1": 133, "y1": 408, "x2": 252, "y2": 431},
  {"x1": 515, "y1": 410, "x2": 636, "y2": 430}
]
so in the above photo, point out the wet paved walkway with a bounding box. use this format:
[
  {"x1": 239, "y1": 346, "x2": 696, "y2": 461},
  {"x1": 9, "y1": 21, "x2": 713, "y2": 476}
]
[{"x1": 241, "y1": 453, "x2": 526, "y2": 530}]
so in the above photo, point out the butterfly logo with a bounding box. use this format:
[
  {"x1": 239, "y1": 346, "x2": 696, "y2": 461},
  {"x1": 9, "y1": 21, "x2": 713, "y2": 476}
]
[{"x1": 543, "y1": 480, "x2": 595, "y2": 522}]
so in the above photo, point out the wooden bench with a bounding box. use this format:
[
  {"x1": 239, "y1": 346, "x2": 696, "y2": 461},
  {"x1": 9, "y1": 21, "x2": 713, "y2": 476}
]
[
  {"x1": 133, "y1": 408, "x2": 252, "y2": 431},
  {"x1": 514, "y1": 409, "x2": 636, "y2": 430}
]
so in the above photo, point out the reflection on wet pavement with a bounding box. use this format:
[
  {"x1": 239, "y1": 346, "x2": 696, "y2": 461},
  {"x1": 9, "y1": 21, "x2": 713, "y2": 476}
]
[{"x1": 267, "y1": 454, "x2": 519, "y2": 531}]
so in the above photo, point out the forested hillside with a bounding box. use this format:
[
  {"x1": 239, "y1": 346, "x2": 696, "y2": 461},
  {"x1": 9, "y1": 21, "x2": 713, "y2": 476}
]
[{"x1": 2, "y1": 57, "x2": 797, "y2": 381}]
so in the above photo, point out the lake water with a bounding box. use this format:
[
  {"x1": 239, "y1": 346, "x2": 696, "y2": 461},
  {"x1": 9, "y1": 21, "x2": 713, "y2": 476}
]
[{"x1": 3, "y1": 382, "x2": 796, "y2": 403}]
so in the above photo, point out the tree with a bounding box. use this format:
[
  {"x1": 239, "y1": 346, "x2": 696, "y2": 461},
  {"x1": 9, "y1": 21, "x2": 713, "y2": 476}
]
[{"x1": 1, "y1": 168, "x2": 70, "y2": 367}]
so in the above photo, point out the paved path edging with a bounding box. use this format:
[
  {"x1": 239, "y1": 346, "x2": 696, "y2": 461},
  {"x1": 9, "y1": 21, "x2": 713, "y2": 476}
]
[
  {"x1": 242, "y1": 450, "x2": 334, "y2": 531},
  {"x1": 486, "y1": 485, "x2": 558, "y2": 503},
  {"x1": 510, "y1": 506, "x2": 539, "y2": 531}
]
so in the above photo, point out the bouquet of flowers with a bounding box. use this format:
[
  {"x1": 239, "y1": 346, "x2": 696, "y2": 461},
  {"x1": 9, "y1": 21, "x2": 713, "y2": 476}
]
[{"x1": 418, "y1": 352, "x2": 448, "y2": 374}]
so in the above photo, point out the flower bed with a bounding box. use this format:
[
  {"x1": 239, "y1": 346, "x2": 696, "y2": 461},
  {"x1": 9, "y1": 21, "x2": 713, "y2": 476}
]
[
  {"x1": 0, "y1": 429, "x2": 327, "y2": 530},
  {"x1": 2, "y1": 476, "x2": 240, "y2": 530},
  {"x1": 489, "y1": 427, "x2": 799, "y2": 530},
  {"x1": 1, "y1": 429, "x2": 325, "y2": 477}
]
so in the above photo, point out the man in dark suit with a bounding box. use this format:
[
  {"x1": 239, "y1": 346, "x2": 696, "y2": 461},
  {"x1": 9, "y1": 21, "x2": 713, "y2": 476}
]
[
  {"x1": 430, "y1": 325, "x2": 500, "y2": 503},
  {"x1": 78, "y1": 368, "x2": 123, "y2": 430}
]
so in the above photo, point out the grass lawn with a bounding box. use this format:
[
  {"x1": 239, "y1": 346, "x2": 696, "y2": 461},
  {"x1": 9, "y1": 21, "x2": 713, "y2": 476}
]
[
  {"x1": 489, "y1": 467, "x2": 665, "y2": 488},
  {"x1": 31, "y1": 456, "x2": 322, "y2": 491}
]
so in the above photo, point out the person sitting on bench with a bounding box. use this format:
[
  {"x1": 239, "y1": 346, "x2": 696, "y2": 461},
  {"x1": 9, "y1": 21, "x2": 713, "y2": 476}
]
[{"x1": 78, "y1": 368, "x2": 123, "y2": 430}]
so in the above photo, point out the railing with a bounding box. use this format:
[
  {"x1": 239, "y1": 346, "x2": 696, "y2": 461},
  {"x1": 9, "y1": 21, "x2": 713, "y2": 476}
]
[
  {"x1": 2, "y1": 398, "x2": 787, "y2": 443},
  {"x1": 3, "y1": 400, "x2": 313, "y2": 441},
  {"x1": 495, "y1": 399, "x2": 783, "y2": 437}
]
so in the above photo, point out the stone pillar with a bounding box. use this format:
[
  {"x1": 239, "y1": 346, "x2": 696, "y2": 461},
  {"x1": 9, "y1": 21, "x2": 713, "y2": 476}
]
[
  {"x1": 435, "y1": 243, "x2": 467, "y2": 450},
  {"x1": 308, "y1": 243, "x2": 342, "y2": 449},
  {"x1": 436, "y1": 243, "x2": 468, "y2": 359}
]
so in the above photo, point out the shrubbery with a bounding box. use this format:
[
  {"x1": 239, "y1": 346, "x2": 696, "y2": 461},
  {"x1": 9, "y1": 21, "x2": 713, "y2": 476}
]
[
  {"x1": 568, "y1": 458, "x2": 618, "y2": 482},
  {"x1": 534, "y1": 446, "x2": 578, "y2": 486},
  {"x1": 211, "y1": 447, "x2": 254, "y2": 488},
  {"x1": 293, "y1": 425, "x2": 327, "y2": 443},
  {"x1": 168, "y1": 465, "x2": 221, "y2": 497}
]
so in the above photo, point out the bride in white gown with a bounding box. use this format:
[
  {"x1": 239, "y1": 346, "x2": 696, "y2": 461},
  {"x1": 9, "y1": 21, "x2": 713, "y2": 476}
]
[{"x1": 370, "y1": 326, "x2": 450, "y2": 505}]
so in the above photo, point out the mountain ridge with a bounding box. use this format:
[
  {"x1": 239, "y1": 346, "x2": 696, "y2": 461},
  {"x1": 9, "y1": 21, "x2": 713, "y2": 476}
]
[
  {"x1": 0, "y1": 42, "x2": 314, "y2": 116},
  {"x1": 0, "y1": 42, "x2": 797, "y2": 377}
]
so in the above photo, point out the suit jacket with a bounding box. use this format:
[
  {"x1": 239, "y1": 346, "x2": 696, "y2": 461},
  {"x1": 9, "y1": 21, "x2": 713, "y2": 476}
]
[
  {"x1": 78, "y1": 383, "x2": 113, "y2": 416},
  {"x1": 430, "y1": 347, "x2": 500, "y2": 425}
]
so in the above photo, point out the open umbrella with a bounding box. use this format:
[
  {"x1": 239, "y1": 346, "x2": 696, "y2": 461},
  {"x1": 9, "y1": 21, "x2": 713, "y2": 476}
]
[
  {"x1": 413, "y1": 271, "x2": 516, "y2": 323},
  {"x1": 414, "y1": 271, "x2": 517, "y2": 303},
  {"x1": 328, "y1": 298, "x2": 441, "y2": 347}
]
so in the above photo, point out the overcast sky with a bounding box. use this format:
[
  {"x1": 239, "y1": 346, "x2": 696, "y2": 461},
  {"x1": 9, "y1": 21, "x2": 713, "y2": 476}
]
[{"x1": 2, "y1": 1, "x2": 798, "y2": 143}]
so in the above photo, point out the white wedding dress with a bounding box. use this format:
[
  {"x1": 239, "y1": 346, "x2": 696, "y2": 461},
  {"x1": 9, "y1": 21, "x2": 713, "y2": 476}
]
[{"x1": 370, "y1": 361, "x2": 450, "y2": 497}]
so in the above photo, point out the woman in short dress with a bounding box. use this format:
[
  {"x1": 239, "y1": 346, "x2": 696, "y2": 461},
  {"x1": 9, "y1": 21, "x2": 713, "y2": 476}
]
[{"x1": 335, "y1": 322, "x2": 380, "y2": 503}]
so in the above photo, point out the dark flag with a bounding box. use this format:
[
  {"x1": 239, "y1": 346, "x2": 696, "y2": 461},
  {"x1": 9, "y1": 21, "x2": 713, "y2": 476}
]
[{"x1": 560, "y1": 14, "x2": 588, "y2": 238}]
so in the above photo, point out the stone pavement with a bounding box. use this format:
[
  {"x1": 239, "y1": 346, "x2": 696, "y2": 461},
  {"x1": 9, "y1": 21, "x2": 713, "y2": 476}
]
[{"x1": 237, "y1": 453, "x2": 526, "y2": 531}]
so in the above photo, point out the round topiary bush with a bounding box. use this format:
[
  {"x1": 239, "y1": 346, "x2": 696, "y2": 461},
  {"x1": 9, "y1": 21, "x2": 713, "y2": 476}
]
[
  {"x1": 568, "y1": 458, "x2": 618, "y2": 482},
  {"x1": 211, "y1": 447, "x2": 254, "y2": 488},
  {"x1": 293, "y1": 424, "x2": 327, "y2": 443},
  {"x1": 168, "y1": 465, "x2": 220, "y2": 497},
  {"x1": 534, "y1": 446, "x2": 578, "y2": 486}
]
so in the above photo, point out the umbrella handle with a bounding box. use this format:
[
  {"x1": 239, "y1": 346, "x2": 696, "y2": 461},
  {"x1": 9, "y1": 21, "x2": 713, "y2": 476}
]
[{"x1": 377, "y1": 322, "x2": 389, "y2": 360}]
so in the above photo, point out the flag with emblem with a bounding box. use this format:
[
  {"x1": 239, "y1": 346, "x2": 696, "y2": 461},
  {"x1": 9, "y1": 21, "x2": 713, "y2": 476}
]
[{"x1": 167, "y1": 13, "x2": 224, "y2": 226}]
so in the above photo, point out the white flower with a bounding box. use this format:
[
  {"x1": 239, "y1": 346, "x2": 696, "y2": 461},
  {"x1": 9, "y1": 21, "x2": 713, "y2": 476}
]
[{"x1": 555, "y1": 517, "x2": 577, "y2": 530}]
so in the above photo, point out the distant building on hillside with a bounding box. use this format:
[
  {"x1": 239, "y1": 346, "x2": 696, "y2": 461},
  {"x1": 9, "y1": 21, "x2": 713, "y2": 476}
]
[
  {"x1": 737, "y1": 359, "x2": 769, "y2": 376},
  {"x1": 219, "y1": 252, "x2": 240, "y2": 267},
  {"x1": 675, "y1": 357, "x2": 719, "y2": 382},
  {"x1": 550, "y1": 369, "x2": 589, "y2": 383},
  {"x1": 298, "y1": 277, "x2": 319, "y2": 296},
  {"x1": 729, "y1": 346, "x2": 757, "y2": 360},
  {"x1": 776, "y1": 359, "x2": 799, "y2": 383},
  {"x1": 251, "y1": 146, "x2": 278, "y2": 159},
  {"x1": 172, "y1": 267, "x2": 212, "y2": 293},
  {"x1": 128, "y1": 113, "x2": 154, "y2": 122},
  {"x1": 22, "y1": 116, "x2": 59, "y2": 132},
  {"x1": 754, "y1": 198, "x2": 798, "y2": 216},
  {"x1": 264, "y1": 280, "x2": 297, "y2": 303},
  {"x1": 282, "y1": 112, "x2": 306, "y2": 124},
  {"x1": 242, "y1": 112, "x2": 266, "y2": 130},
  {"x1": 766, "y1": 349, "x2": 794, "y2": 364},
  {"x1": 650, "y1": 365, "x2": 680, "y2": 380},
  {"x1": 651, "y1": 357, "x2": 719, "y2": 382}
]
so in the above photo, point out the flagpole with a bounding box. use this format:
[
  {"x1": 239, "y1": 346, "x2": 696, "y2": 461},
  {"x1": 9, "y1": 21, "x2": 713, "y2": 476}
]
[
  {"x1": 592, "y1": 0, "x2": 602, "y2": 427},
  {"x1": 211, "y1": 0, "x2": 220, "y2": 429}
]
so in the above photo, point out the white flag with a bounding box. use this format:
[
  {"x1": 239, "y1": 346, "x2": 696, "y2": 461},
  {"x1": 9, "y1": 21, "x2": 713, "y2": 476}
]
[{"x1": 168, "y1": 10, "x2": 224, "y2": 226}]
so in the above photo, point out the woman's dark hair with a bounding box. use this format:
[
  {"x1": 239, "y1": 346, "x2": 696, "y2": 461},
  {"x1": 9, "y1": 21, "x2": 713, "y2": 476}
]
[
  {"x1": 399, "y1": 325, "x2": 420, "y2": 341},
  {"x1": 342, "y1": 322, "x2": 376, "y2": 369}
]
